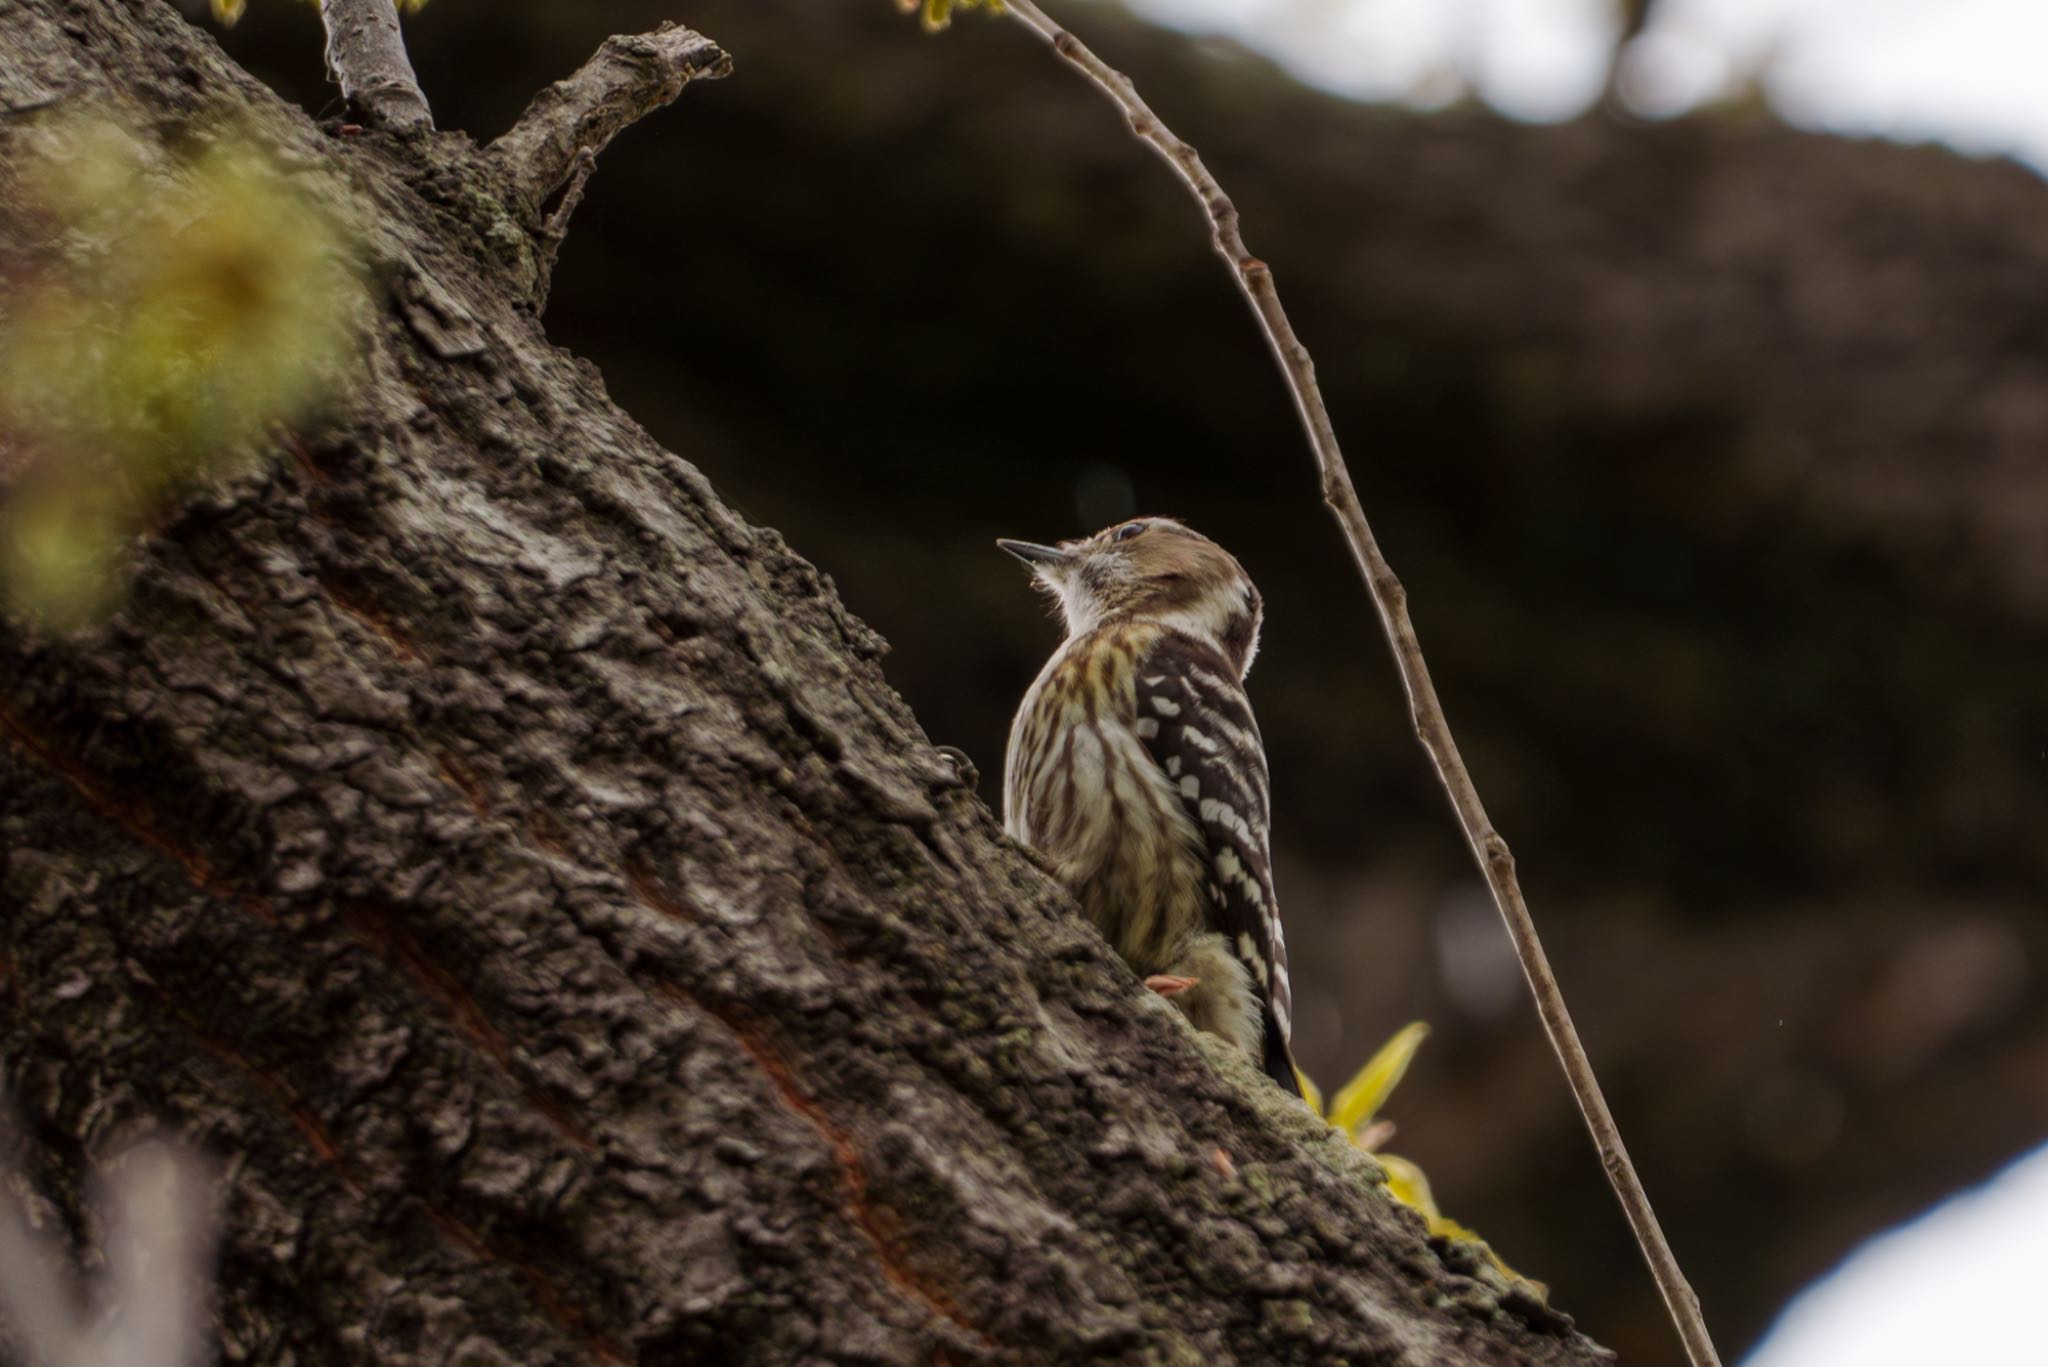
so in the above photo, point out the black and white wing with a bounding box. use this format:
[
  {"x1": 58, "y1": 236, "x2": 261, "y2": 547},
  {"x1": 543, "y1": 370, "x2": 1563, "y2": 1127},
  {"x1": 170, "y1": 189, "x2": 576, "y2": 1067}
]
[{"x1": 1133, "y1": 631, "x2": 1298, "y2": 1093}]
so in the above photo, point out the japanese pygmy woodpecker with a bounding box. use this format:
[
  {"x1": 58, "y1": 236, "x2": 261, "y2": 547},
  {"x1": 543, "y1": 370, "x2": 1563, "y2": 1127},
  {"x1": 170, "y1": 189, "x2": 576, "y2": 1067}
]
[{"x1": 999, "y1": 518, "x2": 1299, "y2": 1095}]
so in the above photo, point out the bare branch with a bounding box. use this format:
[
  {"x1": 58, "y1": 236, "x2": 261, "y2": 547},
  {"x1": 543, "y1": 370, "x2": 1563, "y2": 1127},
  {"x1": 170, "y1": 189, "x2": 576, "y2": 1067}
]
[
  {"x1": 317, "y1": 0, "x2": 431, "y2": 132},
  {"x1": 488, "y1": 23, "x2": 732, "y2": 222},
  {"x1": 995, "y1": 4, "x2": 1723, "y2": 1365}
]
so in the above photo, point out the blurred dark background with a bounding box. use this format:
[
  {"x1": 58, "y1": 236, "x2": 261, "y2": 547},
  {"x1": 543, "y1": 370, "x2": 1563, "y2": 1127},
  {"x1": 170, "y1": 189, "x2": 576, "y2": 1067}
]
[{"x1": 193, "y1": 0, "x2": 2048, "y2": 1359}]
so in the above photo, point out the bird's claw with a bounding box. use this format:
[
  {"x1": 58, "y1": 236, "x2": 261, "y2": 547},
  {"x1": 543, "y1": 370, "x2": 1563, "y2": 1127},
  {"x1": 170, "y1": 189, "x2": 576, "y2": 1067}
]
[
  {"x1": 1145, "y1": 974, "x2": 1199, "y2": 998},
  {"x1": 933, "y1": 744, "x2": 979, "y2": 790}
]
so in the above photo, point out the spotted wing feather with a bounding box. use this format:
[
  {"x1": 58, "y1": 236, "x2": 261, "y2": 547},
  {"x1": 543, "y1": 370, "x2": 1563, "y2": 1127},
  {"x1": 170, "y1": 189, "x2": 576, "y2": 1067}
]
[{"x1": 1132, "y1": 632, "x2": 1297, "y2": 1093}]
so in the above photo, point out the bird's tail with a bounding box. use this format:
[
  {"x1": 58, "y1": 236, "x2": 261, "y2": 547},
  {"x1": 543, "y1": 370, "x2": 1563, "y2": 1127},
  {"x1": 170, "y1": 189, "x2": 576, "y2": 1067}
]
[{"x1": 1263, "y1": 1013, "x2": 1301, "y2": 1097}]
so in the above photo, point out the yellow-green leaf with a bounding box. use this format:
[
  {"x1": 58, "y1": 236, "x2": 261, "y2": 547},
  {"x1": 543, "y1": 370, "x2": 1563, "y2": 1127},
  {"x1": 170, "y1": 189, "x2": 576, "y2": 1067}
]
[
  {"x1": 1296, "y1": 1066, "x2": 1323, "y2": 1118},
  {"x1": 0, "y1": 111, "x2": 366, "y2": 624},
  {"x1": 1329, "y1": 1020, "x2": 1431, "y2": 1137},
  {"x1": 897, "y1": 0, "x2": 1005, "y2": 33}
]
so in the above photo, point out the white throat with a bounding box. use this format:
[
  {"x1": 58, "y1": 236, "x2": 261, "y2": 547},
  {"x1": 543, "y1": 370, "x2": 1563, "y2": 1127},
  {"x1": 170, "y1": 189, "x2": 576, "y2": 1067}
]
[
  {"x1": 1053, "y1": 579, "x2": 1105, "y2": 639},
  {"x1": 1060, "y1": 579, "x2": 1259, "y2": 675}
]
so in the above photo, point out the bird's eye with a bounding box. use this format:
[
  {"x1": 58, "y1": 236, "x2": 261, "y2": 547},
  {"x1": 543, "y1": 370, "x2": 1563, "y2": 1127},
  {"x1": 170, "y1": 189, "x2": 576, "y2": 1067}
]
[{"x1": 1113, "y1": 522, "x2": 1147, "y2": 542}]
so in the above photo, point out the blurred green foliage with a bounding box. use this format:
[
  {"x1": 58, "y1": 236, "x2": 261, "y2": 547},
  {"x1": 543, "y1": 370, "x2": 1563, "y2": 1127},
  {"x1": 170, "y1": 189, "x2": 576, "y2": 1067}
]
[
  {"x1": 0, "y1": 114, "x2": 366, "y2": 625},
  {"x1": 210, "y1": 0, "x2": 429, "y2": 28},
  {"x1": 896, "y1": 0, "x2": 1004, "y2": 35},
  {"x1": 1307, "y1": 1022, "x2": 1539, "y2": 1293}
]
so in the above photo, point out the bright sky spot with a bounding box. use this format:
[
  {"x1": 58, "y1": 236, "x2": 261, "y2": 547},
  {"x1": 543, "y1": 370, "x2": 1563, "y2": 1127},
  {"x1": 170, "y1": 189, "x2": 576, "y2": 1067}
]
[
  {"x1": 1742, "y1": 1142, "x2": 2048, "y2": 1367},
  {"x1": 1125, "y1": 0, "x2": 2048, "y2": 170}
]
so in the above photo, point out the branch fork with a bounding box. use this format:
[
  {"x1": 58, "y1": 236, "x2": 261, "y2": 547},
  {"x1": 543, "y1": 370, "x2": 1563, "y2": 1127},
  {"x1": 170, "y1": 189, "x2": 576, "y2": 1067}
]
[{"x1": 311, "y1": 5, "x2": 729, "y2": 302}]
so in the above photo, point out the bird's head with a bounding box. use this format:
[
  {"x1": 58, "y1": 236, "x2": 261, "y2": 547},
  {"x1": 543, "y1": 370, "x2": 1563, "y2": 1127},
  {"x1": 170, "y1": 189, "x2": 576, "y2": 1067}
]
[{"x1": 998, "y1": 517, "x2": 1263, "y2": 676}]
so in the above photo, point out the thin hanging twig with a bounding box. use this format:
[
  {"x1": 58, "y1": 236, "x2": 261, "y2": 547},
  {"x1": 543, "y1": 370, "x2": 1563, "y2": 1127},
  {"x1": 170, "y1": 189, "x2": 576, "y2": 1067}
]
[{"x1": 994, "y1": 4, "x2": 1720, "y2": 1364}]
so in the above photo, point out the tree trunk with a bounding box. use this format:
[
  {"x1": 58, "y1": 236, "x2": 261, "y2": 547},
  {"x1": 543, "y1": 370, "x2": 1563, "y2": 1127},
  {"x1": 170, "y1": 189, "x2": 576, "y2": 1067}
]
[{"x1": 0, "y1": 2, "x2": 1607, "y2": 1362}]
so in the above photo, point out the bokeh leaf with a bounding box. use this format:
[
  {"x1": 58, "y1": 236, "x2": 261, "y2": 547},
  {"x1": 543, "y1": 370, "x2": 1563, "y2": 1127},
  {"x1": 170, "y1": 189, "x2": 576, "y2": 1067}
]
[
  {"x1": 1307, "y1": 1021, "x2": 1542, "y2": 1296},
  {"x1": 0, "y1": 112, "x2": 367, "y2": 625},
  {"x1": 209, "y1": 1, "x2": 431, "y2": 29},
  {"x1": 896, "y1": 0, "x2": 1005, "y2": 34},
  {"x1": 1330, "y1": 1020, "x2": 1431, "y2": 1136}
]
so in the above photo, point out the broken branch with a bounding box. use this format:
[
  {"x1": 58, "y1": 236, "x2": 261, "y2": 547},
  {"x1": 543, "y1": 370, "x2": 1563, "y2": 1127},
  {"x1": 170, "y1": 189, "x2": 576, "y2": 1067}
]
[
  {"x1": 317, "y1": 0, "x2": 431, "y2": 132},
  {"x1": 488, "y1": 23, "x2": 732, "y2": 224}
]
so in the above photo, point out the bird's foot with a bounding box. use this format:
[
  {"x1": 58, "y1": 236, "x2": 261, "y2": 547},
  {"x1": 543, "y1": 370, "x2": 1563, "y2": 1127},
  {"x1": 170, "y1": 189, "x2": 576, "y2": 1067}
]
[
  {"x1": 932, "y1": 744, "x2": 979, "y2": 791},
  {"x1": 1144, "y1": 974, "x2": 1199, "y2": 998}
]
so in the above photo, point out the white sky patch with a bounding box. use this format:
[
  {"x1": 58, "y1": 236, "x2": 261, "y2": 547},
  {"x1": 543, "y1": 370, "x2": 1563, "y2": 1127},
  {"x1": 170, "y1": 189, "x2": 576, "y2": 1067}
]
[
  {"x1": 1758, "y1": 1, "x2": 2048, "y2": 162},
  {"x1": 1463, "y1": 0, "x2": 1612, "y2": 121},
  {"x1": 1125, "y1": 0, "x2": 2048, "y2": 169},
  {"x1": 1742, "y1": 1142, "x2": 2048, "y2": 1367}
]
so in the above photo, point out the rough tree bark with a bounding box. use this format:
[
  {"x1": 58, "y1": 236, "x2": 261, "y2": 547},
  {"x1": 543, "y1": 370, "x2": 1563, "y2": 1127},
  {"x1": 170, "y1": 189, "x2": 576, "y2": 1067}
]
[{"x1": 0, "y1": 3, "x2": 1610, "y2": 1363}]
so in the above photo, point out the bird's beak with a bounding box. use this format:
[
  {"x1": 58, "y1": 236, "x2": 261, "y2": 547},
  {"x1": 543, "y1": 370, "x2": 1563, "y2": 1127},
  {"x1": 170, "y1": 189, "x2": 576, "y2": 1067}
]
[{"x1": 996, "y1": 538, "x2": 1074, "y2": 569}]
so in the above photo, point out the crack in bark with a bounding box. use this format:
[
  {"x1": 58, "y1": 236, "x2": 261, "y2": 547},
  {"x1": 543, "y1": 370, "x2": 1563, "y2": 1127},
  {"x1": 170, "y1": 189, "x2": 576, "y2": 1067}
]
[
  {"x1": 157, "y1": 977, "x2": 623, "y2": 1361},
  {"x1": 152, "y1": 989, "x2": 363, "y2": 1193},
  {"x1": 334, "y1": 900, "x2": 597, "y2": 1153},
  {"x1": 414, "y1": 1204, "x2": 626, "y2": 1363},
  {"x1": 434, "y1": 751, "x2": 491, "y2": 821},
  {"x1": 3, "y1": 708, "x2": 601, "y2": 1163},
  {"x1": 281, "y1": 431, "x2": 333, "y2": 488},
  {"x1": 627, "y1": 866, "x2": 696, "y2": 924},
  {"x1": 0, "y1": 703, "x2": 217, "y2": 891},
  {"x1": 0, "y1": 701, "x2": 279, "y2": 926},
  {"x1": 714, "y1": 1001, "x2": 994, "y2": 1351},
  {"x1": 645, "y1": 970, "x2": 991, "y2": 1350},
  {"x1": 315, "y1": 571, "x2": 420, "y2": 663}
]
